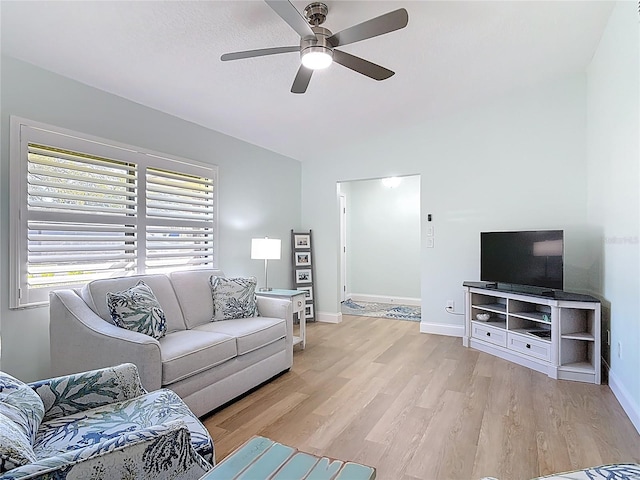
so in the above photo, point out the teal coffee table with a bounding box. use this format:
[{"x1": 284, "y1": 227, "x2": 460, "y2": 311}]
[{"x1": 201, "y1": 436, "x2": 376, "y2": 479}]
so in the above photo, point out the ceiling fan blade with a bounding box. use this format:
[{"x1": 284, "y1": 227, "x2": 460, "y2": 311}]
[
  {"x1": 291, "y1": 65, "x2": 313, "y2": 94},
  {"x1": 327, "y1": 8, "x2": 408, "y2": 47},
  {"x1": 265, "y1": 0, "x2": 316, "y2": 39},
  {"x1": 333, "y1": 49, "x2": 394, "y2": 81},
  {"x1": 221, "y1": 45, "x2": 300, "y2": 61}
]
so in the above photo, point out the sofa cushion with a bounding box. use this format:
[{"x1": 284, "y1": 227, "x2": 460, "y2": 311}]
[
  {"x1": 170, "y1": 269, "x2": 225, "y2": 329},
  {"x1": 0, "y1": 371, "x2": 44, "y2": 444},
  {"x1": 210, "y1": 276, "x2": 258, "y2": 321},
  {"x1": 0, "y1": 412, "x2": 37, "y2": 473},
  {"x1": 107, "y1": 281, "x2": 167, "y2": 339},
  {"x1": 159, "y1": 330, "x2": 237, "y2": 385},
  {"x1": 194, "y1": 317, "x2": 286, "y2": 355},
  {"x1": 33, "y1": 389, "x2": 214, "y2": 464},
  {"x1": 81, "y1": 274, "x2": 187, "y2": 333}
]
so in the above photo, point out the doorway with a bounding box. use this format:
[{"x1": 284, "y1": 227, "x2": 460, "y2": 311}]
[{"x1": 338, "y1": 175, "x2": 421, "y2": 319}]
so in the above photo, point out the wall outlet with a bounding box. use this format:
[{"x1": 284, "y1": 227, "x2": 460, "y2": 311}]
[{"x1": 446, "y1": 300, "x2": 454, "y2": 310}]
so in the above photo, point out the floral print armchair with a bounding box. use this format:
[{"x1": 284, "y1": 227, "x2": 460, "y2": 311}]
[{"x1": 0, "y1": 363, "x2": 214, "y2": 479}]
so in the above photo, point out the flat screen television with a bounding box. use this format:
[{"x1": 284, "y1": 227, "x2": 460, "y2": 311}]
[{"x1": 480, "y1": 230, "x2": 564, "y2": 291}]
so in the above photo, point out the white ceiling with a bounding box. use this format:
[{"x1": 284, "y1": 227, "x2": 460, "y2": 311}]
[{"x1": 1, "y1": 1, "x2": 614, "y2": 162}]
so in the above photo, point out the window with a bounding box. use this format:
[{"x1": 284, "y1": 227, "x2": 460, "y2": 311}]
[{"x1": 10, "y1": 117, "x2": 218, "y2": 308}]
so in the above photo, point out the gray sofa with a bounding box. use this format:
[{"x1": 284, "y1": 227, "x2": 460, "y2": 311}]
[{"x1": 49, "y1": 269, "x2": 293, "y2": 417}]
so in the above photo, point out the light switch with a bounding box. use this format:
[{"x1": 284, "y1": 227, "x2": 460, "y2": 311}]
[{"x1": 426, "y1": 226, "x2": 434, "y2": 236}]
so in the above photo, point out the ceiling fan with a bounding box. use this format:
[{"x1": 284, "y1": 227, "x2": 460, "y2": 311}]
[{"x1": 221, "y1": 0, "x2": 409, "y2": 94}]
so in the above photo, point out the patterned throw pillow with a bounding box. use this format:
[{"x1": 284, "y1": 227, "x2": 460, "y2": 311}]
[
  {"x1": 0, "y1": 412, "x2": 37, "y2": 473},
  {"x1": 107, "y1": 281, "x2": 167, "y2": 339},
  {"x1": 209, "y1": 276, "x2": 258, "y2": 321},
  {"x1": 0, "y1": 371, "x2": 44, "y2": 445}
]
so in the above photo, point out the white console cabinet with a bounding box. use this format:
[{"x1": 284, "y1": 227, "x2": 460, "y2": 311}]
[{"x1": 463, "y1": 282, "x2": 601, "y2": 384}]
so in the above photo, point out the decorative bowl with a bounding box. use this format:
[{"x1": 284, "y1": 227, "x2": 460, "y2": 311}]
[{"x1": 476, "y1": 313, "x2": 491, "y2": 321}]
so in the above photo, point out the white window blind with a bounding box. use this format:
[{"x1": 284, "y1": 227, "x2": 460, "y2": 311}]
[
  {"x1": 10, "y1": 118, "x2": 218, "y2": 308},
  {"x1": 145, "y1": 167, "x2": 216, "y2": 272}
]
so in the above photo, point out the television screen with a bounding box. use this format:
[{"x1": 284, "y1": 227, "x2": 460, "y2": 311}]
[{"x1": 480, "y1": 230, "x2": 564, "y2": 290}]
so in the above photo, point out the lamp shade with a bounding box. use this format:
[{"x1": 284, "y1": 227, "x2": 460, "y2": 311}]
[{"x1": 251, "y1": 238, "x2": 281, "y2": 260}]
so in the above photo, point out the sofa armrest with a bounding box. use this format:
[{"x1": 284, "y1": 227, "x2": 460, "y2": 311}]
[
  {"x1": 1, "y1": 421, "x2": 212, "y2": 480},
  {"x1": 29, "y1": 363, "x2": 145, "y2": 422},
  {"x1": 256, "y1": 297, "x2": 293, "y2": 365},
  {"x1": 49, "y1": 290, "x2": 162, "y2": 392}
]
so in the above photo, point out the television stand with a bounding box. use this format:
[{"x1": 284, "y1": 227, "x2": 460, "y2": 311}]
[{"x1": 462, "y1": 282, "x2": 601, "y2": 384}]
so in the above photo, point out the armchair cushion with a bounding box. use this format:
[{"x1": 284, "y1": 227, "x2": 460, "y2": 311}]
[
  {"x1": 30, "y1": 363, "x2": 146, "y2": 422},
  {"x1": 33, "y1": 389, "x2": 213, "y2": 464},
  {"x1": 2, "y1": 421, "x2": 210, "y2": 480},
  {"x1": 210, "y1": 276, "x2": 258, "y2": 321},
  {"x1": 0, "y1": 371, "x2": 44, "y2": 444},
  {"x1": 107, "y1": 281, "x2": 167, "y2": 339},
  {"x1": 0, "y1": 413, "x2": 37, "y2": 473}
]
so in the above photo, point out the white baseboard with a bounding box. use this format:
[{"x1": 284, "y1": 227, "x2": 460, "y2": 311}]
[
  {"x1": 349, "y1": 293, "x2": 421, "y2": 307},
  {"x1": 317, "y1": 312, "x2": 342, "y2": 324},
  {"x1": 608, "y1": 369, "x2": 640, "y2": 435},
  {"x1": 419, "y1": 322, "x2": 465, "y2": 337}
]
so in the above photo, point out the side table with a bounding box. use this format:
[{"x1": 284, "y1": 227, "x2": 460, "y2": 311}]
[
  {"x1": 200, "y1": 436, "x2": 376, "y2": 479},
  {"x1": 255, "y1": 289, "x2": 306, "y2": 349}
]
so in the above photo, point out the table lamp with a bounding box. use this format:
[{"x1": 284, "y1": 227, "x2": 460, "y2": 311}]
[{"x1": 251, "y1": 237, "x2": 281, "y2": 291}]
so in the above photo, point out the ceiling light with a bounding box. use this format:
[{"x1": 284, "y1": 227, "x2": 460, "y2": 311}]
[
  {"x1": 382, "y1": 177, "x2": 402, "y2": 188},
  {"x1": 301, "y1": 47, "x2": 333, "y2": 70}
]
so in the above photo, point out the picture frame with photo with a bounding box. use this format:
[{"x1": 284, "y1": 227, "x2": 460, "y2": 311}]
[
  {"x1": 295, "y1": 251, "x2": 311, "y2": 266},
  {"x1": 291, "y1": 230, "x2": 316, "y2": 322},
  {"x1": 297, "y1": 286, "x2": 313, "y2": 301},
  {"x1": 296, "y1": 269, "x2": 312, "y2": 283},
  {"x1": 305, "y1": 304, "x2": 314, "y2": 319},
  {"x1": 294, "y1": 234, "x2": 310, "y2": 249}
]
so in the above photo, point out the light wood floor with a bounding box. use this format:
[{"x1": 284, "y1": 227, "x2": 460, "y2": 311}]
[{"x1": 202, "y1": 315, "x2": 640, "y2": 480}]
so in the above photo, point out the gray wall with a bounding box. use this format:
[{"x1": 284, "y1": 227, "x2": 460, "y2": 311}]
[
  {"x1": 586, "y1": 2, "x2": 639, "y2": 429},
  {"x1": 341, "y1": 176, "x2": 421, "y2": 299},
  {"x1": 301, "y1": 1, "x2": 639, "y2": 428},
  {"x1": 303, "y1": 73, "x2": 591, "y2": 331},
  {"x1": 0, "y1": 56, "x2": 301, "y2": 381}
]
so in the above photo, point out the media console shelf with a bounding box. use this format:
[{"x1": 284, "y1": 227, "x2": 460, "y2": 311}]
[{"x1": 463, "y1": 282, "x2": 601, "y2": 384}]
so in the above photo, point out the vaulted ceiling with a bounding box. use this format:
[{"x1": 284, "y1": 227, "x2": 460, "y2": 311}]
[{"x1": 1, "y1": 1, "x2": 614, "y2": 161}]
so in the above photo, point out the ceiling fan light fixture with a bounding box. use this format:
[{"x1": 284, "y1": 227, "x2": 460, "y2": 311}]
[
  {"x1": 301, "y1": 46, "x2": 333, "y2": 69},
  {"x1": 221, "y1": 1, "x2": 409, "y2": 93}
]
